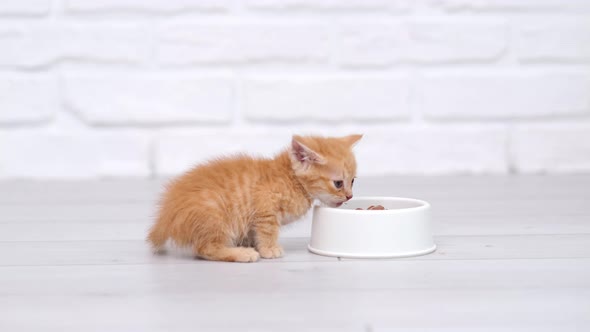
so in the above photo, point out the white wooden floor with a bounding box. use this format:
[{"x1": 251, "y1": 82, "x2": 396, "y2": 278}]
[{"x1": 0, "y1": 176, "x2": 589, "y2": 332}]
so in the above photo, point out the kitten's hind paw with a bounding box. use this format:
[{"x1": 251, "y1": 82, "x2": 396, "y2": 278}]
[{"x1": 258, "y1": 246, "x2": 284, "y2": 259}]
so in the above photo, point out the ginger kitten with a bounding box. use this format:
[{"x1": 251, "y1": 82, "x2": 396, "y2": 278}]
[{"x1": 147, "y1": 134, "x2": 362, "y2": 262}]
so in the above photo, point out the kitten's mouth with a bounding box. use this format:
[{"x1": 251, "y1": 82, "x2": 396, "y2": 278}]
[
  {"x1": 318, "y1": 197, "x2": 347, "y2": 208},
  {"x1": 328, "y1": 200, "x2": 348, "y2": 208}
]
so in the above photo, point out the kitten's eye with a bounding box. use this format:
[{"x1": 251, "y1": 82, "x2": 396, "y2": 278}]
[
  {"x1": 333, "y1": 180, "x2": 343, "y2": 189},
  {"x1": 351, "y1": 178, "x2": 355, "y2": 187}
]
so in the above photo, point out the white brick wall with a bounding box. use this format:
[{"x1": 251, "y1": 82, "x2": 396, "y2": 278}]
[
  {"x1": 511, "y1": 125, "x2": 590, "y2": 173},
  {"x1": 517, "y1": 21, "x2": 590, "y2": 63},
  {"x1": 64, "y1": 74, "x2": 234, "y2": 125},
  {"x1": 419, "y1": 71, "x2": 590, "y2": 120},
  {"x1": 430, "y1": 0, "x2": 590, "y2": 12},
  {"x1": 0, "y1": 132, "x2": 150, "y2": 178},
  {"x1": 1, "y1": 0, "x2": 589, "y2": 179},
  {"x1": 64, "y1": 0, "x2": 230, "y2": 14},
  {"x1": 336, "y1": 19, "x2": 507, "y2": 66},
  {"x1": 243, "y1": 75, "x2": 410, "y2": 121},
  {"x1": 0, "y1": 0, "x2": 50, "y2": 15},
  {"x1": 0, "y1": 23, "x2": 151, "y2": 68},
  {"x1": 157, "y1": 22, "x2": 330, "y2": 66},
  {"x1": 0, "y1": 75, "x2": 57, "y2": 123}
]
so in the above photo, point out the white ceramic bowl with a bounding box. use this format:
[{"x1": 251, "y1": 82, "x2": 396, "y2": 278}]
[{"x1": 308, "y1": 196, "x2": 436, "y2": 258}]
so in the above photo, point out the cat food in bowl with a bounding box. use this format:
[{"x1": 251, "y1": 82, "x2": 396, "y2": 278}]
[
  {"x1": 355, "y1": 205, "x2": 386, "y2": 210},
  {"x1": 308, "y1": 197, "x2": 436, "y2": 258}
]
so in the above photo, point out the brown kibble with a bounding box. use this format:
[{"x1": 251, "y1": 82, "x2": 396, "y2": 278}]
[{"x1": 354, "y1": 205, "x2": 387, "y2": 210}]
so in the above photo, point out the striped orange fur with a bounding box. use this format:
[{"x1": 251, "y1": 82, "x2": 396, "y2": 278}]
[{"x1": 147, "y1": 134, "x2": 362, "y2": 262}]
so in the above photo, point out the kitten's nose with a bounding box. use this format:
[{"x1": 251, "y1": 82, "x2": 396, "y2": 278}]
[{"x1": 346, "y1": 194, "x2": 353, "y2": 201}]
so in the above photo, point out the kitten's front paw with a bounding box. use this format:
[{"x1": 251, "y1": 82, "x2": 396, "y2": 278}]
[
  {"x1": 257, "y1": 245, "x2": 284, "y2": 259},
  {"x1": 236, "y1": 248, "x2": 260, "y2": 263}
]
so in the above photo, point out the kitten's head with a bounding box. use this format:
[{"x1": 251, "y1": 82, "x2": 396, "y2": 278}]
[{"x1": 289, "y1": 134, "x2": 362, "y2": 208}]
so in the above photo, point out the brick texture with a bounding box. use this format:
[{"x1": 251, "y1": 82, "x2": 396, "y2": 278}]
[
  {"x1": 0, "y1": 0, "x2": 50, "y2": 15},
  {"x1": 157, "y1": 23, "x2": 330, "y2": 66},
  {"x1": 432, "y1": 0, "x2": 590, "y2": 12},
  {"x1": 245, "y1": 0, "x2": 410, "y2": 12},
  {"x1": 243, "y1": 76, "x2": 410, "y2": 121},
  {"x1": 0, "y1": 0, "x2": 589, "y2": 178},
  {"x1": 155, "y1": 131, "x2": 291, "y2": 176},
  {"x1": 64, "y1": 75, "x2": 234, "y2": 125},
  {"x1": 0, "y1": 132, "x2": 150, "y2": 179},
  {"x1": 0, "y1": 24, "x2": 149, "y2": 68},
  {"x1": 336, "y1": 20, "x2": 506, "y2": 66},
  {"x1": 419, "y1": 72, "x2": 590, "y2": 120},
  {"x1": 356, "y1": 127, "x2": 508, "y2": 175},
  {"x1": 0, "y1": 75, "x2": 57, "y2": 124},
  {"x1": 517, "y1": 22, "x2": 590, "y2": 62},
  {"x1": 511, "y1": 125, "x2": 590, "y2": 173},
  {"x1": 64, "y1": 0, "x2": 231, "y2": 13}
]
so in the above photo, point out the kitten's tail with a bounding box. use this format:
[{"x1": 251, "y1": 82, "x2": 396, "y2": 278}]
[{"x1": 147, "y1": 223, "x2": 168, "y2": 253}]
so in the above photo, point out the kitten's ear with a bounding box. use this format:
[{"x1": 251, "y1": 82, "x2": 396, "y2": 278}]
[
  {"x1": 291, "y1": 136, "x2": 326, "y2": 166},
  {"x1": 342, "y1": 134, "x2": 363, "y2": 148}
]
